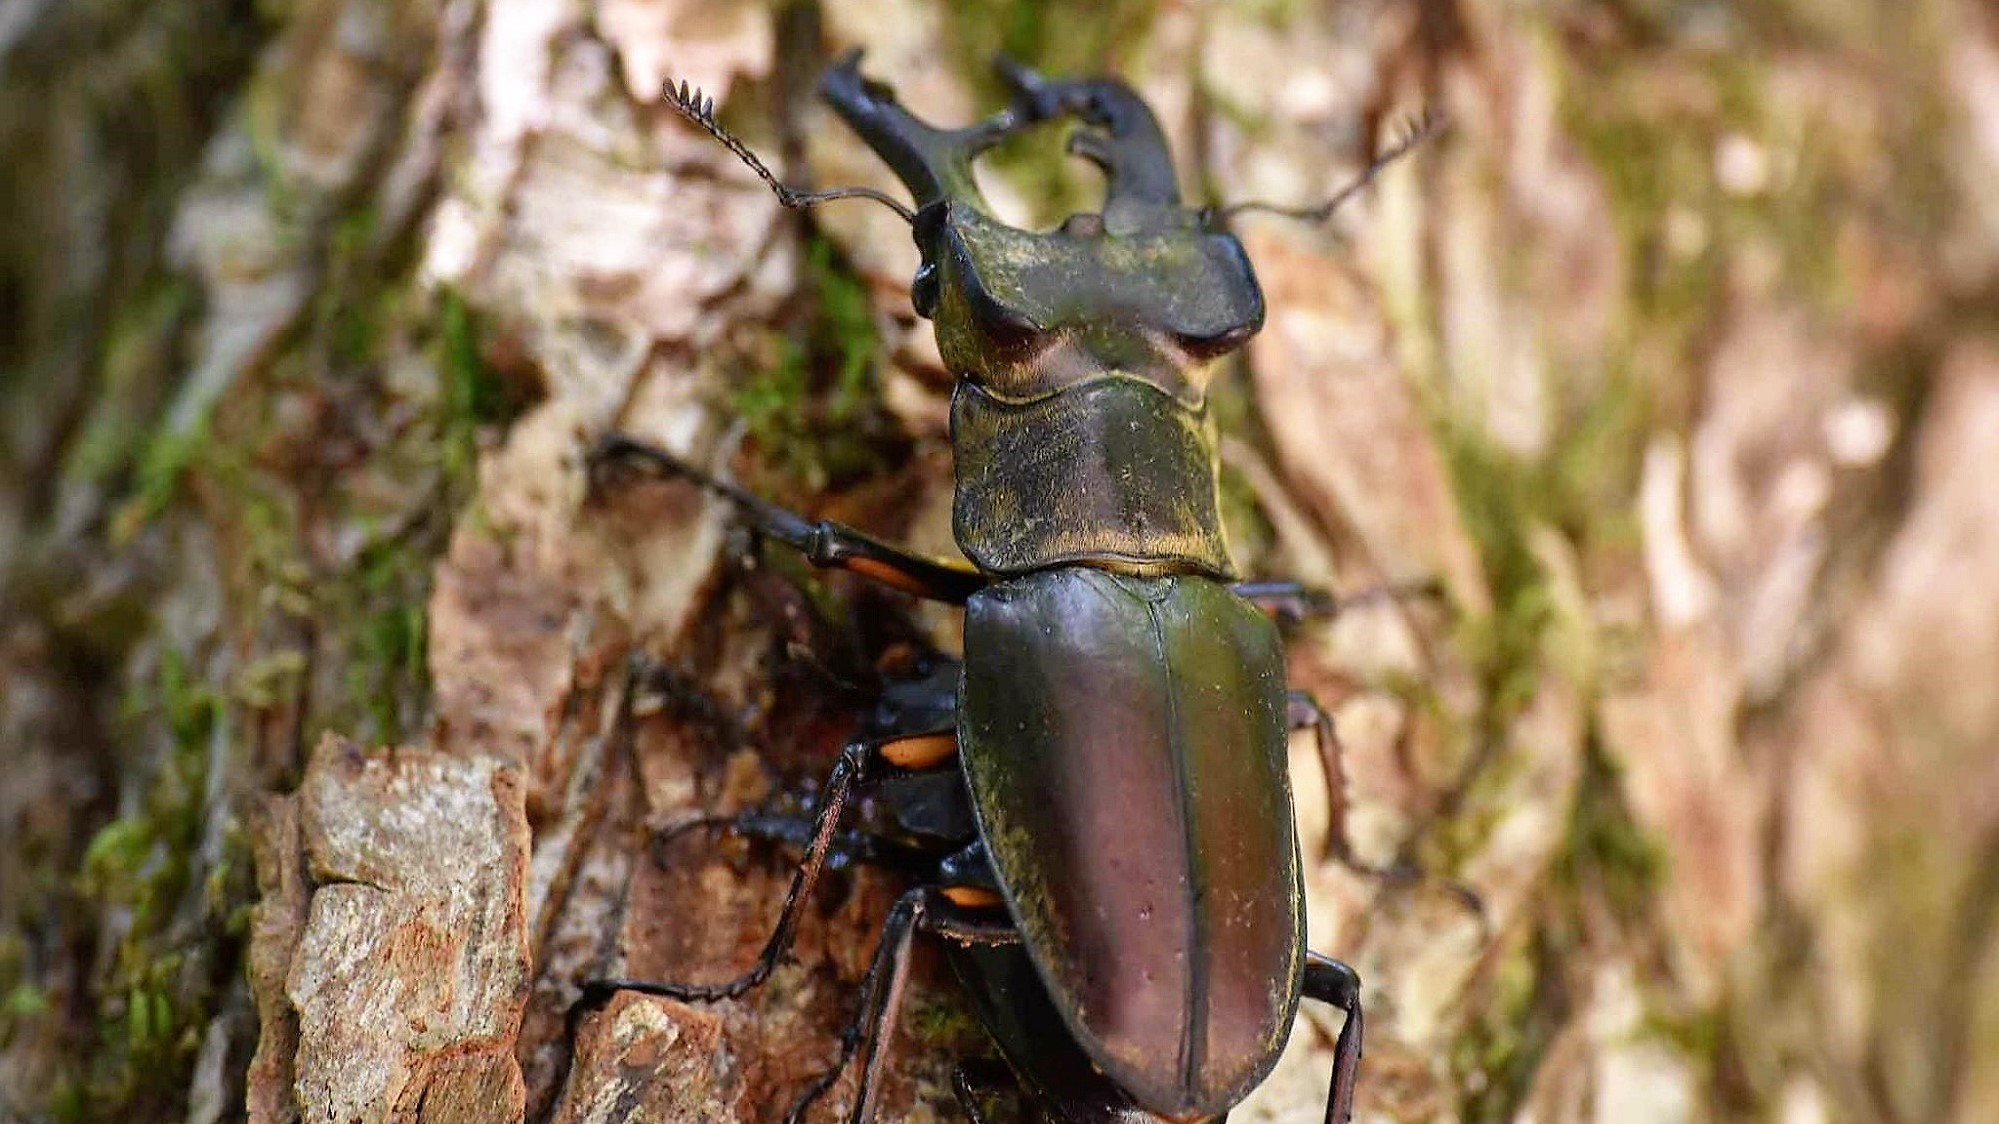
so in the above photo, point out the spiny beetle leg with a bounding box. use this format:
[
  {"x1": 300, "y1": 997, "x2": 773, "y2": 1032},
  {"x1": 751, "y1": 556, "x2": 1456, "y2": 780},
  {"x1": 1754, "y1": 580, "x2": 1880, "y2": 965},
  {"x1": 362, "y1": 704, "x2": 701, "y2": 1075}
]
[
  {"x1": 625, "y1": 650, "x2": 749, "y2": 748},
  {"x1": 1287, "y1": 689, "x2": 1392, "y2": 873},
  {"x1": 785, "y1": 887, "x2": 1017, "y2": 1124},
  {"x1": 647, "y1": 772, "x2": 972, "y2": 882},
  {"x1": 1234, "y1": 578, "x2": 1445, "y2": 628},
  {"x1": 1303, "y1": 952, "x2": 1364, "y2": 1124},
  {"x1": 589, "y1": 433, "x2": 989, "y2": 604},
  {"x1": 645, "y1": 808, "x2": 899, "y2": 877},
  {"x1": 1287, "y1": 691, "x2": 1489, "y2": 920},
  {"x1": 952, "y1": 1052, "x2": 1158, "y2": 1124},
  {"x1": 948, "y1": 1058, "x2": 1013, "y2": 1124},
  {"x1": 582, "y1": 736, "x2": 921, "y2": 1008}
]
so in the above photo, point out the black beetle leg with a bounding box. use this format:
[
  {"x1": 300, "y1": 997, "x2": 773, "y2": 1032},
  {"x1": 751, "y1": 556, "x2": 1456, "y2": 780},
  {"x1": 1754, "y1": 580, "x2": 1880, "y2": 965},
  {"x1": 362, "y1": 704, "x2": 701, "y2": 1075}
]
[
  {"x1": 949, "y1": 1057, "x2": 1014, "y2": 1124},
  {"x1": 1233, "y1": 578, "x2": 1443, "y2": 628},
  {"x1": 590, "y1": 433, "x2": 989, "y2": 603},
  {"x1": 582, "y1": 738, "x2": 886, "y2": 1007},
  {"x1": 1287, "y1": 690, "x2": 1396, "y2": 873},
  {"x1": 1289, "y1": 690, "x2": 1489, "y2": 921},
  {"x1": 625, "y1": 650, "x2": 754, "y2": 751},
  {"x1": 785, "y1": 887, "x2": 1017, "y2": 1124},
  {"x1": 1302, "y1": 952, "x2": 1365, "y2": 1124},
  {"x1": 646, "y1": 808, "x2": 899, "y2": 876}
]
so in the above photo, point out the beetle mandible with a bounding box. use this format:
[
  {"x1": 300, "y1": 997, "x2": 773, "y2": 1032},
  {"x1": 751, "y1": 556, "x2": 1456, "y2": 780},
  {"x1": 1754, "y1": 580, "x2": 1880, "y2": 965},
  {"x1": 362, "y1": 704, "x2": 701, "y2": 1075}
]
[{"x1": 582, "y1": 49, "x2": 1447, "y2": 1124}]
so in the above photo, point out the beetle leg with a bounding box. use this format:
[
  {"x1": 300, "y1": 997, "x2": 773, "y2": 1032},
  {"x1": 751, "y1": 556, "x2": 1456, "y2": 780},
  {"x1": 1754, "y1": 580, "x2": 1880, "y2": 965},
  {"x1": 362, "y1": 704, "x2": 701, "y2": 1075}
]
[
  {"x1": 1289, "y1": 691, "x2": 1490, "y2": 922},
  {"x1": 1233, "y1": 578, "x2": 1443, "y2": 628},
  {"x1": 582, "y1": 738, "x2": 886, "y2": 1006},
  {"x1": 949, "y1": 1057, "x2": 1014, "y2": 1124},
  {"x1": 646, "y1": 808, "x2": 904, "y2": 876},
  {"x1": 591, "y1": 433, "x2": 989, "y2": 603},
  {"x1": 646, "y1": 771, "x2": 970, "y2": 880},
  {"x1": 784, "y1": 887, "x2": 1017, "y2": 1124},
  {"x1": 625, "y1": 650, "x2": 755, "y2": 751},
  {"x1": 1301, "y1": 952, "x2": 1365, "y2": 1124},
  {"x1": 1286, "y1": 690, "x2": 1400, "y2": 873},
  {"x1": 954, "y1": 1052, "x2": 1162, "y2": 1124}
]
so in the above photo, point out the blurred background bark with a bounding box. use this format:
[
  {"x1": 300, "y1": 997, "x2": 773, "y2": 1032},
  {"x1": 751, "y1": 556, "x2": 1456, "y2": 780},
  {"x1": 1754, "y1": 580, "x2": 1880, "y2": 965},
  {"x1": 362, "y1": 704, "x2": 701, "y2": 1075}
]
[{"x1": 5, "y1": 1, "x2": 1998, "y2": 1122}]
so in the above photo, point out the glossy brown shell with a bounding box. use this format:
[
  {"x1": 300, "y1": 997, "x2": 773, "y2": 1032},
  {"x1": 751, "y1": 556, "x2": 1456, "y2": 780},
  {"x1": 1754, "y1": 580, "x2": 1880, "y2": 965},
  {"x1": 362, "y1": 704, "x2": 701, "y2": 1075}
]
[
  {"x1": 950, "y1": 378, "x2": 1236, "y2": 579},
  {"x1": 958, "y1": 569, "x2": 1304, "y2": 1118}
]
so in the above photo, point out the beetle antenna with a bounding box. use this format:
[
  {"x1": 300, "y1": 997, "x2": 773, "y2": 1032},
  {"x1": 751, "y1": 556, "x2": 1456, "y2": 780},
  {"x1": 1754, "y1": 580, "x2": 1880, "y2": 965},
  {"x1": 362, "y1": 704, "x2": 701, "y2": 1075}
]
[
  {"x1": 664, "y1": 78, "x2": 916, "y2": 224},
  {"x1": 1217, "y1": 107, "x2": 1445, "y2": 225}
]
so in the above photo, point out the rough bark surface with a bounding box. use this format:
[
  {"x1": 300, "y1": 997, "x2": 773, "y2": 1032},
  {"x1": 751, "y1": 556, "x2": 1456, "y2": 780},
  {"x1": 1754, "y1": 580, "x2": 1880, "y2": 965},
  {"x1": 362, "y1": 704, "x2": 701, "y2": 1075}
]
[{"x1": 5, "y1": 2, "x2": 1999, "y2": 1124}]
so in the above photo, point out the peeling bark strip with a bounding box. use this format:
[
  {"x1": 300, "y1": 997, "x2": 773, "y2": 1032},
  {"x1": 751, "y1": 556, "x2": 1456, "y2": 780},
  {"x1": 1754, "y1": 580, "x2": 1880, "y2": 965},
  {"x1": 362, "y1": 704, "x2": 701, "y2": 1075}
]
[
  {"x1": 251, "y1": 735, "x2": 531, "y2": 1124},
  {"x1": 556, "y1": 992, "x2": 742, "y2": 1123}
]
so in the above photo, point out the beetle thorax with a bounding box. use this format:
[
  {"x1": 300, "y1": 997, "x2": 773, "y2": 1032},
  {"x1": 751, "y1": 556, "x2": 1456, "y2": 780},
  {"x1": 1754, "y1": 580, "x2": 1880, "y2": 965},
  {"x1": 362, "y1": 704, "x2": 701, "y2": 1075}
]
[
  {"x1": 926, "y1": 204, "x2": 1262, "y2": 405},
  {"x1": 921, "y1": 203, "x2": 1263, "y2": 580}
]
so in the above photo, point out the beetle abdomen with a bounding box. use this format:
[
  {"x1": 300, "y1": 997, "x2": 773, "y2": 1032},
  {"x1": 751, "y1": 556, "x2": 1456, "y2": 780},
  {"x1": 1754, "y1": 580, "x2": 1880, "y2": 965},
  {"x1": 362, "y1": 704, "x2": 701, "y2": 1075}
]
[{"x1": 959, "y1": 569, "x2": 1304, "y2": 1117}]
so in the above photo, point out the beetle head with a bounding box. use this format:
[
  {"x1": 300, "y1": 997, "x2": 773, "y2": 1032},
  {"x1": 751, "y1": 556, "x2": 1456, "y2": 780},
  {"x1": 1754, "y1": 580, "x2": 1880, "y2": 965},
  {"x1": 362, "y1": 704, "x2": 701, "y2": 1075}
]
[{"x1": 821, "y1": 51, "x2": 1264, "y2": 378}]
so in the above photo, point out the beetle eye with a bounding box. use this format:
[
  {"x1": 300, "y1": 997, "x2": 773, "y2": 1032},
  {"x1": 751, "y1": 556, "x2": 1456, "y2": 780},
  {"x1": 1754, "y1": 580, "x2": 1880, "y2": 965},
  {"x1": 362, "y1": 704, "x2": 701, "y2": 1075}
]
[
  {"x1": 1179, "y1": 321, "x2": 1258, "y2": 358},
  {"x1": 911, "y1": 262, "x2": 940, "y2": 317}
]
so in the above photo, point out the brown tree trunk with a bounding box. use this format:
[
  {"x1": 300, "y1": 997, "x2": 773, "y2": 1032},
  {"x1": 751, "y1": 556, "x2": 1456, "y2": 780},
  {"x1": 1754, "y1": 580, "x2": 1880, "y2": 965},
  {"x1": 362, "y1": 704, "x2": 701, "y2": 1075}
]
[{"x1": 6, "y1": 2, "x2": 1999, "y2": 1123}]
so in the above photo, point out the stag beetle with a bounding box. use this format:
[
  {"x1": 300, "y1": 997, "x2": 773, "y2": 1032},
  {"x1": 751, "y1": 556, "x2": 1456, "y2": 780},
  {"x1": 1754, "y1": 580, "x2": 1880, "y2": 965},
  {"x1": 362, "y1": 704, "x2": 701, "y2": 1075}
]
[{"x1": 581, "y1": 50, "x2": 1448, "y2": 1124}]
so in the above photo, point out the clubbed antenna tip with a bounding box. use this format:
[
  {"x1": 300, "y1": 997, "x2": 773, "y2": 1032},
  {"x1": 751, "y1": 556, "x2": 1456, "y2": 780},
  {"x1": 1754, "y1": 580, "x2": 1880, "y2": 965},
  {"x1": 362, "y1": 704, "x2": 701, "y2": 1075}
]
[
  {"x1": 1376, "y1": 106, "x2": 1447, "y2": 172},
  {"x1": 664, "y1": 77, "x2": 716, "y2": 125},
  {"x1": 661, "y1": 76, "x2": 915, "y2": 224}
]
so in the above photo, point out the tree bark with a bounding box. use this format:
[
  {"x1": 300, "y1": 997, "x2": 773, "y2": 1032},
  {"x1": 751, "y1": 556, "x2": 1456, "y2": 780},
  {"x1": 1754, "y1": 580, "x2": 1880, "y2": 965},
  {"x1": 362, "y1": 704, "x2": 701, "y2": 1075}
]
[{"x1": 5, "y1": 2, "x2": 1999, "y2": 1123}]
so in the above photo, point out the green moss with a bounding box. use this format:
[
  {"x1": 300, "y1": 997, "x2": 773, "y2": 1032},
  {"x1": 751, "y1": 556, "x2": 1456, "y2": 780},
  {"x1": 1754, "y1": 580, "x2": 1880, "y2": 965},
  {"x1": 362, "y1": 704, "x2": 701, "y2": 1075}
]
[
  {"x1": 324, "y1": 205, "x2": 390, "y2": 367},
  {"x1": 344, "y1": 541, "x2": 431, "y2": 740},
  {"x1": 943, "y1": 0, "x2": 1160, "y2": 84},
  {"x1": 735, "y1": 235, "x2": 897, "y2": 491},
  {"x1": 1437, "y1": 428, "x2": 1556, "y2": 717},
  {"x1": 1426, "y1": 321, "x2": 1652, "y2": 868},
  {"x1": 1643, "y1": 1003, "x2": 1726, "y2": 1065},
  {"x1": 5, "y1": 984, "x2": 48, "y2": 1022},
  {"x1": 1214, "y1": 461, "x2": 1275, "y2": 574},
  {"x1": 1450, "y1": 730, "x2": 1663, "y2": 1119},
  {"x1": 439, "y1": 288, "x2": 506, "y2": 487},
  {"x1": 1556, "y1": 732, "x2": 1667, "y2": 921},
  {"x1": 119, "y1": 411, "x2": 211, "y2": 536},
  {"x1": 52, "y1": 647, "x2": 238, "y2": 1120},
  {"x1": 52, "y1": 183, "x2": 494, "y2": 1120},
  {"x1": 243, "y1": 73, "x2": 302, "y2": 222},
  {"x1": 64, "y1": 279, "x2": 196, "y2": 490},
  {"x1": 1446, "y1": 732, "x2": 1667, "y2": 1121},
  {"x1": 816, "y1": 240, "x2": 880, "y2": 426},
  {"x1": 903, "y1": 990, "x2": 986, "y2": 1049},
  {"x1": 1452, "y1": 928, "x2": 1575, "y2": 1124},
  {"x1": 3, "y1": 2, "x2": 508, "y2": 1117},
  {"x1": 1561, "y1": 43, "x2": 1911, "y2": 437},
  {"x1": 735, "y1": 337, "x2": 813, "y2": 472}
]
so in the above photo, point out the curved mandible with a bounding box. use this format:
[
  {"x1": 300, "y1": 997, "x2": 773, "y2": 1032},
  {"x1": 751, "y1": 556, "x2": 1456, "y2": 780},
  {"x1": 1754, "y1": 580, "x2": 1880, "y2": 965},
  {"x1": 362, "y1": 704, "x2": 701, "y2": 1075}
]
[
  {"x1": 822, "y1": 51, "x2": 1187, "y2": 230},
  {"x1": 992, "y1": 56, "x2": 1183, "y2": 223},
  {"x1": 819, "y1": 49, "x2": 1027, "y2": 211}
]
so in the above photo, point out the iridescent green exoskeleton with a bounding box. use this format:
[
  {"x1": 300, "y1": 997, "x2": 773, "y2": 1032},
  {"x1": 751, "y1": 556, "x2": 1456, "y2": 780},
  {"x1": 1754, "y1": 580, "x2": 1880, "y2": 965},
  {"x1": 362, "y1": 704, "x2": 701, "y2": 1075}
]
[{"x1": 581, "y1": 50, "x2": 1447, "y2": 1124}]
